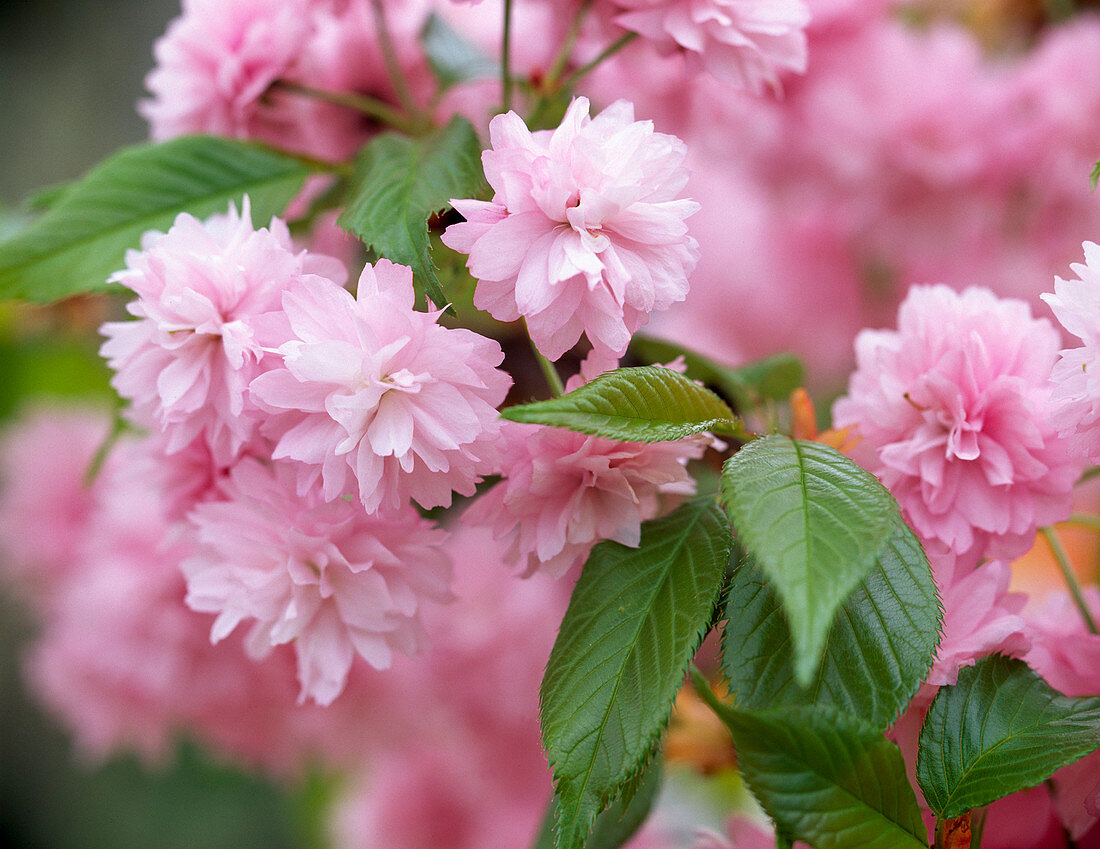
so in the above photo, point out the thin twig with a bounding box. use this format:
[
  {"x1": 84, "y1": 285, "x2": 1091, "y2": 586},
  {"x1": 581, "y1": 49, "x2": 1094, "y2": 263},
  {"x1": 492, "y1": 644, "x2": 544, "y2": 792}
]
[
  {"x1": 501, "y1": 0, "x2": 515, "y2": 113},
  {"x1": 1077, "y1": 465, "x2": 1100, "y2": 483},
  {"x1": 270, "y1": 80, "x2": 421, "y2": 136},
  {"x1": 371, "y1": 0, "x2": 422, "y2": 118},
  {"x1": 559, "y1": 32, "x2": 639, "y2": 91},
  {"x1": 83, "y1": 410, "x2": 127, "y2": 487},
  {"x1": 530, "y1": 335, "x2": 565, "y2": 397},
  {"x1": 1065, "y1": 513, "x2": 1100, "y2": 532},
  {"x1": 544, "y1": 0, "x2": 595, "y2": 88},
  {"x1": 1041, "y1": 525, "x2": 1100, "y2": 634}
]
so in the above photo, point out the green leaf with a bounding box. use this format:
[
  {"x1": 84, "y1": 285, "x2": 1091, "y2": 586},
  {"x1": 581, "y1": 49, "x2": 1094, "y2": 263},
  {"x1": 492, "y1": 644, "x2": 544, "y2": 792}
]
[
  {"x1": 702, "y1": 697, "x2": 928, "y2": 849},
  {"x1": 420, "y1": 14, "x2": 499, "y2": 90},
  {"x1": 630, "y1": 335, "x2": 804, "y2": 410},
  {"x1": 531, "y1": 764, "x2": 662, "y2": 849},
  {"x1": 721, "y1": 514, "x2": 940, "y2": 729},
  {"x1": 541, "y1": 500, "x2": 731, "y2": 849},
  {"x1": 918, "y1": 655, "x2": 1100, "y2": 819},
  {"x1": 23, "y1": 179, "x2": 75, "y2": 212},
  {"x1": 503, "y1": 366, "x2": 740, "y2": 443},
  {"x1": 0, "y1": 136, "x2": 315, "y2": 302},
  {"x1": 721, "y1": 435, "x2": 900, "y2": 686},
  {"x1": 337, "y1": 116, "x2": 485, "y2": 311},
  {"x1": 1092, "y1": 159, "x2": 1100, "y2": 192}
]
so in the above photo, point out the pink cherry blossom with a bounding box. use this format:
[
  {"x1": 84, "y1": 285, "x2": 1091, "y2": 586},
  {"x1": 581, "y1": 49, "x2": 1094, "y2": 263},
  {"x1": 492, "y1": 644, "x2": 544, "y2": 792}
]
[
  {"x1": 608, "y1": 0, "x2": 810, "y2": 93},
  {"x1": 679, "y1": 817, "x2": 810, "y2": 849},
  {"x1": 283, "y1": 0, "x2": 437, "y2": 161},
  {"x1": 640, "y1": 15, "x2": 1100, "y2": 389},
  {"x1": 327, "y1": 523, "x2": 569, "y2": 849},
  {"x1": 140, "y1": 0, "x2": 316, "y2": 144},
  {"x1": 0, "y1": 404, "x2": 116, "y2": 604},
  {"x1": 250, "y1": 259, "x2": 510, "y2": 513},
  {"x1": 181, "y1": 457, "x2": 452, "y2": 705},
  {"x1": 833, "y1": 285, "x2": 1081, "y2": 570},
  {"x1": 329, "y1": 739, "x2": 534, "y2": 849},
  {"x1": 1024, "y1": 588, "x2": 1100, "y2": 839},
  {"x1": 100, "y1": 200, "x2": 347, "y2": 466},
  {"x1": 21, "y1": 435, "x2": 383, "y2": 774},
  {"x1": 1043, "y1": 242, "x2": 1100, "y2": 464},
  {"x1": 467, "y1": 417, "x2": 709, "y2": 579},
  {"x1": 442, "y1": 96, "x2": 700, "y2": 361},
  {"x1": 27, "y1": 519, "x2": 202, "y2": 762},
  {"x1": 926, "y1": 559, "x2": 1030, "y2": 691}
]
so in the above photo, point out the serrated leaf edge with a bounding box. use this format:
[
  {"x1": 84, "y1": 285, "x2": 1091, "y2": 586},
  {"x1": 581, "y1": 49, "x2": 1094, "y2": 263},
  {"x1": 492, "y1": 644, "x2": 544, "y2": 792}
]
[
  {"x1": 543, "y1": 501, "x2": 731, "y2": 849},
  {"x1": 504, "y1": 365, "x2": 739, "y2": 444}
]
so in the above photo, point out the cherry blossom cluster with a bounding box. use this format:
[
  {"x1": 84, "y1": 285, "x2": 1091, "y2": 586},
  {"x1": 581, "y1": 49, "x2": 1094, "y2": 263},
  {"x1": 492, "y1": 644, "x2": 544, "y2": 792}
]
[
  {"x1": 94, "y1": 200, "x2": 520, "y2": 705},
  {"x1": 12, "y1": 92, "x2": 712, "y2": 713},
  {"x1": 142, "y1": 0, "x2": 434, "y2": 161},
  {"x1": 11, "y1": 0, "x2": 1100, "y2": 847},
  {"x1": 141, "y1": 0, "x2": 811, "y2": 164}
]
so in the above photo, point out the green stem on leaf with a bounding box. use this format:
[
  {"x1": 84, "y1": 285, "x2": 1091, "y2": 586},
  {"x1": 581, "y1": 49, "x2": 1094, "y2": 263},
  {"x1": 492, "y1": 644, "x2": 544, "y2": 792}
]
[
  {"x1": 291, "y1": 765, "x2": 345, "y2": 849},
  {"x1": 559, "y1": 32, "x2": 639, "y2": 91},
  {"x1": 1041, "y1": 525, "x2": 1100, "y2": 635},
  {"x1": 270, "y1": 80, "x2": 423, "y2": 137},
  {"x1": 774, "y1": 835, "x2": 793, "y2": 849},
  {"x1": 501, "y1": 0, "x2": 515, "y2": 113},
  {"x1": 371, "y1": 0, "x2": 423, "y2": 119}
]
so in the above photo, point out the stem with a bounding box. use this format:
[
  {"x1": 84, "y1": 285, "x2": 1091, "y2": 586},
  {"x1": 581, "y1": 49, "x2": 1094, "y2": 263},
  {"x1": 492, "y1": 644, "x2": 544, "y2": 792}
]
[
  {"x1": 500, "y1": 0, "x2": 516, "y2": 113},
  {"x1": 688, "y1": 664, "x2": 728, "y2": 718},
  {"x1": 559, "y1": 32, "x2": 639, "y2": 91},
  {"x1": 531, "y1": 337, "x2": 565, "y2": 397},
  {"x1": 934, "y1": 818, "x2": 949, "y2": 849},
  {"x1": 270, "y1": 80, "x2": 422, "y2": 136},
  {"x1": 544, "y1": 0, "x2": 595, "y2": 88},
  {"x1": 1078, "y1": 465, "x2": 1100, "y2": 483},
  {"x1": 774, "y1": 836, "x2": 793, "y2": 849},
  {"x1": 1045, "y1": 0, "x2": 1076, "y2": 21},
  {"x1": 969, "y1": 808, "x2": 987, "y2": 849},
  {"x1": 83, "y1": 410, "x2": 127, "y2": 486},
  {"x1": 1041, "y1": 526, "x2": 1100, "y2": 635},
  {"x1": 371, "y1": 0, "x2": 422, "y2": 118},
  {"x1": 1065, "y1": 513, "x2": 1100, "y2": 532}
]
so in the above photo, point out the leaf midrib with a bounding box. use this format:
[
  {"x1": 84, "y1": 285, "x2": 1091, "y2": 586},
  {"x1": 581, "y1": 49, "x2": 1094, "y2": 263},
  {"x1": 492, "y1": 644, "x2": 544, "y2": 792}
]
[
  {"x1": 738, "y1": 715, "x2": 925, "y2": 847},
  {"x1": 934, "y1": 692, "x2": 1100, "y2": 816},
  {"x1": 510, "y1": 409, "x2": 735, "y2": 438},
  {"x1": 556, "y1": 503, "x2": 711, "y2": 841},
  {"x1": 0, "y1": 148, "x2": 305, "y2": 278}
]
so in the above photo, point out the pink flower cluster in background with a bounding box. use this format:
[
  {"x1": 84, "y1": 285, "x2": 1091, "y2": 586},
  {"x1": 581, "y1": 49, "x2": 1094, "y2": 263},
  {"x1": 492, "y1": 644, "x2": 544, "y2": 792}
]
[
  {"x1": 609, "y1": 0, "x2": 811, "y2": 93},
  {"x1": 141, "y1": 0, "x2": 435, "y2": 161}
]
